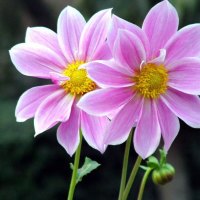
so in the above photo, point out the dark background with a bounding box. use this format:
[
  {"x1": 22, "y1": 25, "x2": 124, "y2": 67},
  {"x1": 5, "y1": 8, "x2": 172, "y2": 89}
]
[{"x1": 0, "y1": 0, "x2": 200, "y2": 199}]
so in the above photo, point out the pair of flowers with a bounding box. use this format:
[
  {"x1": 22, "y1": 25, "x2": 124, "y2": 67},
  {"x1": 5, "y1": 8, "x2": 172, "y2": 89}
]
[{"x1": 10, "y1": 0, "x2": 200, "y2": 159}]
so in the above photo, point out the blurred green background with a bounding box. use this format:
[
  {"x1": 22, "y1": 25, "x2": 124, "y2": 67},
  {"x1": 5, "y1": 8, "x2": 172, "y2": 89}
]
[{"x1": 1, "y1": 0, "x2": 200, "y2": 199}]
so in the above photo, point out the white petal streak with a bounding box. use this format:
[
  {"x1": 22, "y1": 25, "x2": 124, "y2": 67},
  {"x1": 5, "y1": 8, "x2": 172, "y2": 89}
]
[
  {"x1": 79, "y1": 9, "x2": 112, "y2": 61},
  {"x1": 161, "y1": 88, "x2": 200, "y2": 128},
  {"x1": 105, "y1": 95, "x2": 143, "y2": 145},
  {"x1": 16, "y1": 84, "x2": 60, "y2": 122},
  {"x1": 34, "y1": 89, "x2": 74, "y2": 135},
  {"x1": 57, "y1": 103, "x2": 80, "y2": 156},
  {"x1": 25, "y1": 27, "x2": 66, "y2": 61},
  {"x1": 81, "y1": 112, "x2": 109, "y2": 153},
  {"x1": 9, "y1": 43, "x2": 65, "y2": 78},
  {"x1": 134, "y1": 100, "x2": 161, "y2": 159},
  {"x1": 57, "y1": 6, "x2": 86, "y2": 62},
  {"x1": 156, "y1": 98, "x2": 180, "y2": 151}
]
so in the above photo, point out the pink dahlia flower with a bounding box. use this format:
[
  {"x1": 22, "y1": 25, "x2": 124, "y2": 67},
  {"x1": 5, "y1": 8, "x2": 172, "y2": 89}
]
[
  {"x1": 9, "y1": 6, "x2": 111, "y2": 156},
  {"x1": 78, "y1": 0, "x2": 200, "y2": 158}
]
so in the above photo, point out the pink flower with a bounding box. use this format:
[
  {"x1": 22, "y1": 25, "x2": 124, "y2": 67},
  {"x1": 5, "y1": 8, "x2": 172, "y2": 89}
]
[
  {"x1": 9, "y1": 6, "x2": 111, "y2": 156},
  {"x1": 78, "y1": 0, "x2": 200, "y2": 158}
]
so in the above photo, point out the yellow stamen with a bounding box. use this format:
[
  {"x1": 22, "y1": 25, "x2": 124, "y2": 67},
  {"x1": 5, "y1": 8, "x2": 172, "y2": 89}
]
[
  {"x1": 134, "y1": 63, "x2": 168, "y2": 99},
  {"x1": 62, "y1": 61, "x2": 96, "y2": 95}
]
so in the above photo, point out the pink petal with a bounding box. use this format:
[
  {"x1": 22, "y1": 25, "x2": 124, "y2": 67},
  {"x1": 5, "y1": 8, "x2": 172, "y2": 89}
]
[
  {"x1": 49, "y1": 72, "x2": 69, "y2": 84},
  {"x1": 81, "y1": 112, "x2": 109, "y2": 153},
  {"x1": 161, "y1": 88, "x2": 200, "y2": 128},
  {"x1": 9, "y1": 43, "x2": 65, "y2": 79},
  {"x1": 79, "y1": 9, "x2": 112, "y2": 61},
  {"x1": 105, "y1": 95, "x2": 143, "y2": 145},
  {"x1": 108, "y1": 15, "x2": 150, "y2": 57},
  {"x1": 92, "y1": 42, "x2": 112, "y2": 60},
  {"x1": 34, "y1": 89, "x2": 75, "y2": 135},
  {"x1": 57, "y1": 103, "x2": 80, "y2": 156},
  {"x1": 85, "y1": 61, "x2": 134, "y2": 88},
  {"x1": 25, "y1": 27, "x2": 66, "y2": 62},
  {"x1": 142, "y1": 0, "x2": 178, "y2": 59},
  {"x1": 57, "y1": 6, "x2": 86, "y2": 63},
  {"x1": 82, "y1": 59, "x2": 132, "y2": 76},
  {"x1": 77, "y1": 88, "x2": 134, "y2": 116},
  {"x1": 114, "y1": 29, "x2": 146, "y2": 73},
  {"x1": 149, "y1": 49, "x2": 166, "y2": 65},
  {"x1": 134, "y1": 100, "x2": 161, "y2": 159},
  {"x1": 16, "y1": 84, "x2": 60, "y2": 122},
  {"x1": 165, "y1": 24, "x2": 200, "y2": 64},
  {"x1": 168, "y1": 57, "x2": 200, "y2": 95},
  {"x1": 106, "y1": 105, "x2": 123, "y2": 120},
  {"x1": 156, "y1": 98, "x2": 180, "y2": 151}
]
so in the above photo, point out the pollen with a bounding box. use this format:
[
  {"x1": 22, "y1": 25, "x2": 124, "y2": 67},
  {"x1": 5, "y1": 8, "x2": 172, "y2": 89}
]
[
  {"x1": 62, "y1": 61, "x2": 96, "y2": 95},
  {"x1": 134, "y1": 63, "x2": 168, "y2": 99}
]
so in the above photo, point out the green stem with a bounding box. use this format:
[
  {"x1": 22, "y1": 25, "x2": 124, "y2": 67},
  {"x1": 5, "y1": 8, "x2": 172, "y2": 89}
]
[
  {"x1": 122, "y1": 156, "x2": 143, "y2": 200},
  {"x1": 118, "y1": 132, "x2": 133, "y2": 200},
  {"x1": 67, "y1": 133, "x2": 82, "y2": 200},
  {"x1": 137, "y1": 168, "x2": 152, "y2": 200}
]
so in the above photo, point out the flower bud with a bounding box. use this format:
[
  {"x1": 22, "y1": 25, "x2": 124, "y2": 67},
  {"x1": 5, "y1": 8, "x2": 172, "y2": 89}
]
[{"x1": 152, "y1": 164, "x2": 175, "y2": 185}]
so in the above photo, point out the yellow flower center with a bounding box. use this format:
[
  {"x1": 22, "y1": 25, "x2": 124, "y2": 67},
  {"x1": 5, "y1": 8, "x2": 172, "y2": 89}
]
[
  {"x1": 62, "y1": 61, "x2": 96, "y2": 95},
  {"x1": 134, "y1": 63, "x2": 168, "y2": 99}
]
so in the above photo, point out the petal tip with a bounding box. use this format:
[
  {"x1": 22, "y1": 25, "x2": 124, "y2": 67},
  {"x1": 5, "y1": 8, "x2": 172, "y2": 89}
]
[
  {"x1": 99, "y1": 144, "x2": 107, "y2": 154},
  {"x1": 9, "y1": 48, "x2": 14, "y2": 55},
  {"x1": 76, "y1": 100, "x2": 87, "y2": 113},
  {"x1": 34, "y1": 121, "x2": 43, "y2": 136},
  {"x1": 67, "y1": 150, "x2": 74, "y2": 157},
  {"x1": 101, "y1": 8, "x2": 112, "y2": 15},
  {"x1": 60, "y1": 5, "x2": 81, "y2": 17},
  {"x1": 16, "y1": 117, "x2": 25, "y2": 123},
  {"x1": 34, "y1": 132, "x2": 40, "y2": 137}
]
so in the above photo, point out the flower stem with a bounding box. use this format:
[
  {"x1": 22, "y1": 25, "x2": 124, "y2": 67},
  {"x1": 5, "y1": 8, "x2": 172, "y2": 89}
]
[
  {"x1": 67, "y1": 132, "x2": 82, "y2": 200},
  {"x1": 137, "y1": 168, "x2": 152, "y2": 200},
  {"x1": 122, "y1": 156, "x2": 142, "y2": 200},
  {"x1": 118, "y1": 132, "x2": 133, "y2": 200}
]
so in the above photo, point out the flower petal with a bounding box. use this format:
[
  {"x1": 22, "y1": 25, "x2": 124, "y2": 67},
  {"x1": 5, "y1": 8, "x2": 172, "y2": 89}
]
[
  {"x1": 114, "y1": 29, "x2": 146, "y2": 73},
  {"x1": 156, "y1": 98, "x2": 180, "y2": 151},
  {"x1": 77, "y1": 87, "x2": 134, "y2": 116},
  {"x1": 9, "y1": 43, "x2": 65, "y2": 78},
  {"x1": 165, "y1": 24, "x2": 200, "y2": 63},
  {"x1": 57, "y1": 103, "x2": 80, "y2": 156},
  {"x1": 142, "y1": 0, "x2": 179, "y2": 58},
  {"x1": 82, "y1": 59, "x2": 132, "y2": 76},
  {"x1": 16, "y1": 84, "x2": 60, "y2": 122},
  {"x1": 105, "y1": 95, "x2": 143, "y2": 145},
  {"x1": 81, "y1": 112, "x2": 109, "y2": 153},
  {"x1": 149, "y1": 49, "x2": 166, "y2": 65},
  {"x1": 91, "y1": 42, "x2": 112, "y2": 60},
  {"x1": 79, "y1": 9, "x2": 111, "y2": 61},
  {"x1": 49, "y1": 72, "x2": 69, "y2": 84},
  {"x1": 57, "y1": 6, "x2": 86, "y2": 63},
  {"x1": 34, "y1": 89, "x2": 75, "y2": 135},
  {"x1": 25, "y1": 27, "x2": 66, "y2": 62},
  {"x1": 85, "y1": 61, "x2": 134, "y2": 88},
  {"x1": 108, "y1": 15, "x2": 150, "y2": 56},
  {"x1": 168, "y1": 57, "x2": 200, "y2": 95},
  {"x1": 161, "y1": 88, "x2": 200, "y2": 128},
  {"x1": 134, "y1": 100, "x2": 161, "y2": 159}
]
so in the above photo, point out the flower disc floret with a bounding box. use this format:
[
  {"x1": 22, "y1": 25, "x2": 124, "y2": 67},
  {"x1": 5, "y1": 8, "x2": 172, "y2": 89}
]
[
  {"x1": 62, "y1": 61, "x2": 96, "y2": 95},
  {"x1": 134, "y1": 63, "x2": 168, "y2": 99}
]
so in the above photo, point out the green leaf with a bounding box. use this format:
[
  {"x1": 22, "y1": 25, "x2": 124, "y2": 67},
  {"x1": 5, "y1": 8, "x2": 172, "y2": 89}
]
[
  {"x1": 71, "y1": 157, "x2": 101, "y2": 184},
  {"x1": 147, "y1": 156, "x2": 160, "y2": 169},
  {"x1": 140, "y1": 165, "x2": 149, "y2": 171}
]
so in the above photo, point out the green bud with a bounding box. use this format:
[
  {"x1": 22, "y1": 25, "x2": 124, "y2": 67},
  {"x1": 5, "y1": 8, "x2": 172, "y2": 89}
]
[{"x1": 152, "y1": 163, "x2": 175, "y2": 185}]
